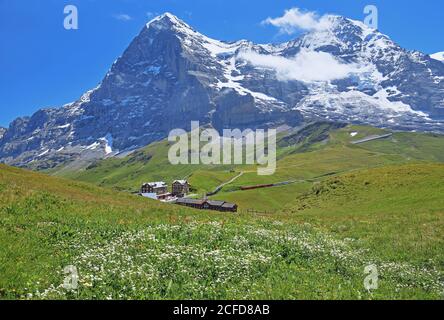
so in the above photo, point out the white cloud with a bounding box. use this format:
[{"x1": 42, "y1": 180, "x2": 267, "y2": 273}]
[
  {"x1": 146, "y1": 12, "x2": 160, "y2": 19},
  {"x1": 263, "y1": 7, "x2": 332, "y2": 34},
  {"x1": 238, "y1": 50, "x2": 360, "y2": 82},
  {"x1": 113, "y1": 14, "x2": 132, "y2": 22}
]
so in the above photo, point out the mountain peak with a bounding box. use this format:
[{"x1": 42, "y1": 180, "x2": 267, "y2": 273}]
[
  {"x1": 321, "y1": 15, "x2": 376, "y2": 38},
  {"x1": 146, "y1": 12, "x2": 194, "y2": 32},
  {"x1": 155, "y1": 12, "x2": 181, "y2": 23},
  {"x1": 294, "y1": 13, "x2": 386, "y2": 53}
]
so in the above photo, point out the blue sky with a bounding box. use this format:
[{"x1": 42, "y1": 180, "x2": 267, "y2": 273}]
[{"x1": 1, "y1": 0, "x2": 443, "y2": 127}]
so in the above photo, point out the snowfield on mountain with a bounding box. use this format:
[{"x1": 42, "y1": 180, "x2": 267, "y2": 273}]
[{"x1": 431, "y1": 52, "x2": 444, "y2": 62}]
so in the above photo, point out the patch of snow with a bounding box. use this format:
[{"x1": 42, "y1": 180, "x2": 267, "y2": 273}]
[
  {"x1": 86, "y1": 141, "x2": 100, "y2": 151},
  {"x1": 100, "y1": 133, "x2": 114, "y2": 155},
  {"x1": 77, "y1": 85, "x2": 100, "y2": 106},
  {"x1": 384, "y1": 86, "x2": 401, "y2": 97},
  {"x1": 201, "y1": 38, "x2": 239, "y2": 58},
  {"x1": 373, "y1": 89, "x2": 430, "y2": 118},
  {"x1": 80, "y1": 115, "x2": 95, "y2": 121},
  {"x1": 295, "y1": 86, "x2": 431, "y2": 123},
  {"x1": 348, "y1": 18, "x2": 375, "y2": 40},
  {"x1": 55, "y1": 124, "x2": 71, "y2": 129},
  {"x1": 433, "y1": 76, "x2": 444, "y2": 84},
  {"x1": 146, "y1": 12, "x2": 181, "y2": 29},
  {"x1": 120, "y1": 96, "x2": 140, "y2": 106},
  {"x1": 37, "y1": 149, "x2": 49, "y2": 157},
  {"x1": 409, "y1": 51, "x2": 429, "y2": 66},
  {"x1": 212, "y1": 54, "x2": 279, "y2": 104},
  {"x1": 101, "y1": 99, "x2": 114, "y2": 106},
  {"x1": 430, "y1": 52, "x2": 444, "y2": 62},
  {"x1": 146, "y1": 66, "x2": 161, "y2": 75}
]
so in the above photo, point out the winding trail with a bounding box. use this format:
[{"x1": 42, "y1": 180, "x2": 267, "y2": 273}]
[{"x1": 207, "y1": 171, "x2": 244, "y2": 196}]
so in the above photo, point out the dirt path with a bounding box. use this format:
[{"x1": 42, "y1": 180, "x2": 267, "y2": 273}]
[
  {"x1": 207, "y1": 172, "x2": 244, "y2": 196},
  {"x1": 351, "y1": 133, "x2": 393, "y2": 145}
]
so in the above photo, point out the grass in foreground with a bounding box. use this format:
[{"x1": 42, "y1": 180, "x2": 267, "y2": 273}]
[{"x1": 1, "y1": 163, "x2": 443, "y2": 299}]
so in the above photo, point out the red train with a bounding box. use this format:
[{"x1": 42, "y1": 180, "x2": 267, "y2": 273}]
[{"x1": 240, "y1": 184, "x2": 274, "y2": 191}]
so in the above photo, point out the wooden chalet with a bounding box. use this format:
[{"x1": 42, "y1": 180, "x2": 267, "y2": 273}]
[
  {"x1": 140, "y1": 182, "x2": 168, "y2": 195},
  {"x1": 175, "y1": 198, "x2": 238, "y2": 213},
  {"x1": 172, "y1": 180, "x2": 190, "y2": 197}
]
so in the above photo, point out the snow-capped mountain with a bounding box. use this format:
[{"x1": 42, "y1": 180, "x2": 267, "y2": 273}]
[
  {"x1": 431, "y1": 52, "x2": 444, "y2": 62},
  {"x1": 1, "y1": 13, "x2": 444, "y2": 169}
]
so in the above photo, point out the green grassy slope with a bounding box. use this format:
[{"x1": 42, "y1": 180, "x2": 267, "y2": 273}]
[
  {"x1": 51, "y1": 139, "x2": 238, "y2": 193},
  {"x1": 213, "y1": 125, "x2": 444, "y2": 210},
  {"x1": 1, "y1": 163, "x2": 443, "y2": 299},
  {"x1": 0, "y1": 164, "x2": 198, "y2": 298},
  {"x1": 52, "y1": 125, "x2": 444, "y2": 199},
  {"x1": 289, "y1": 164, "x2": 444, "y2": 265}
]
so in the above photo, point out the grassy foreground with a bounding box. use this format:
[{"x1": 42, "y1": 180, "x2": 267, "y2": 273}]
[{"x1": 1, "y1": 163, "x2": 443, "y2": 300}]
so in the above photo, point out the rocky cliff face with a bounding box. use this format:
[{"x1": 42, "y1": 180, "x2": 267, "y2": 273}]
[{"x1": 1, "y1": 13, "x2": 444, "y2": 169}]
